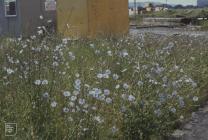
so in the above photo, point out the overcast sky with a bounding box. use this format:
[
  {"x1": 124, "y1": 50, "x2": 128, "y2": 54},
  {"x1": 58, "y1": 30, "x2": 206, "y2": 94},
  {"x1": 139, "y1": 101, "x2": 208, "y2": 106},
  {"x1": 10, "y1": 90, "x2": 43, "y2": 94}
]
[{"x1": 129, "y1": 0, "x2": 197, "y2": 6}]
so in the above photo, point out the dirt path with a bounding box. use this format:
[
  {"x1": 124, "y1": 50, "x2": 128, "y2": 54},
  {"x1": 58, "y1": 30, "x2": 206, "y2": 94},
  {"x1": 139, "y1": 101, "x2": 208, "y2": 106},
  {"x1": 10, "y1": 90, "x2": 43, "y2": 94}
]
[
  {"x1": 183, "y1": 102, "x2": 208, "y2": 140},
  {"x1": 171, "y1": 101, "x2": 208, "y2": 140}
]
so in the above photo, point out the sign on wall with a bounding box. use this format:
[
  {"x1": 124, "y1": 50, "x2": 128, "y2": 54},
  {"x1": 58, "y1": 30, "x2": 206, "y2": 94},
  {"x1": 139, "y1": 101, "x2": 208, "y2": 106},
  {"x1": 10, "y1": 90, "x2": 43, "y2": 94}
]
[{"x1": 45, "y1": 0, "x2": 56, "y2": 11}]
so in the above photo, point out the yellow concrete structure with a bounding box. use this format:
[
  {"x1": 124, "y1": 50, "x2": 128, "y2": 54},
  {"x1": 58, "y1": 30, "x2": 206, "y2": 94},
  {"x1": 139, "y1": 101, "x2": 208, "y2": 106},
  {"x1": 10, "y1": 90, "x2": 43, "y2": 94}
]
[{"x1": 57, "y1": 0, "x2": 129, "y2": 38}]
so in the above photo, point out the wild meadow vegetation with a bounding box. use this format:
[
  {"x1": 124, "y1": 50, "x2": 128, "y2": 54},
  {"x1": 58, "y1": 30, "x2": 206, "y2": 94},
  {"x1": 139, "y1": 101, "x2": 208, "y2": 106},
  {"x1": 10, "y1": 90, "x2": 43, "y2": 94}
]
[
  {"x1": 135, "y1": 8, "x2": 208, "y2": 18},
  {"x1": 131, "y1": 8, "x2": 208, "y2": 29},
  {"x1": 0, "y1": 33, "x2": 208, "y2": 140}
]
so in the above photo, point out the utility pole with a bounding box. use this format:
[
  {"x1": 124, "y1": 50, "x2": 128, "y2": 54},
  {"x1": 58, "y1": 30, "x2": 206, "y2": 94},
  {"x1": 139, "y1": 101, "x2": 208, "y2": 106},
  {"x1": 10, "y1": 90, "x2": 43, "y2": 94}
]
[{"x1": 134, "y1": 0, "x2": 137, "y2": 25}]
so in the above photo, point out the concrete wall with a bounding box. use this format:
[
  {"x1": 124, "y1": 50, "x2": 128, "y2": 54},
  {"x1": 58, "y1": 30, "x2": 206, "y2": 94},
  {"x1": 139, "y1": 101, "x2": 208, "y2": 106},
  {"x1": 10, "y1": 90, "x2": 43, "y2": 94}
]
[{"x1": 0, "y1": 0, "x2": 21, "y2": 36}]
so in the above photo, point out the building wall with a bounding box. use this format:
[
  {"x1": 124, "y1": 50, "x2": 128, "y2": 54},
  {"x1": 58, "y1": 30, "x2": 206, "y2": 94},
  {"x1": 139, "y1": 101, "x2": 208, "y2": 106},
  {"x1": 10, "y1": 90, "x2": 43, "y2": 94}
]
[
  {"x1": 88, "y1": 0, "x2": 129, "y2": 37},
  {"x1": 107, "y1": 0, "x2": 129, "y2": 36},
  {"x1": 0, "y1": 0, "x2": 56, "y2": 37},
  {"x1": 20, "y1": 0, "x2": 56, "y2": 36},
  {"x1": 57, "y1": 0, "x2": 89, "y2": 37},
  {"x1": 0, "y1": 0, "x2": 21, "y2": 36},
  {"x1": 57, "y1": 0, "x2": 129, "y2": 38}
]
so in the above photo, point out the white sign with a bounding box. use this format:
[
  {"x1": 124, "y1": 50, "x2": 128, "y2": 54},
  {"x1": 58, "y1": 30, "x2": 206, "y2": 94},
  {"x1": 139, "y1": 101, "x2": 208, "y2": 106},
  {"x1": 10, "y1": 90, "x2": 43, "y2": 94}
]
[
  {"x1": 5, "y1": 123, "x2": 17, "y2": 136},
  {"x1": 45, "y1": 1, "x2": 56, "y2": 11}
]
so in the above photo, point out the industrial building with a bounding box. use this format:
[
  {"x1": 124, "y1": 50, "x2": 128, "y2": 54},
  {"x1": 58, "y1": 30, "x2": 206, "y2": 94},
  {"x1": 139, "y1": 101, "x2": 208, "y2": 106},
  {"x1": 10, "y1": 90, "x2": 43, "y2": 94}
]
[{"x1": 0, "y1": 0, "x2": 56, "y2": 37}]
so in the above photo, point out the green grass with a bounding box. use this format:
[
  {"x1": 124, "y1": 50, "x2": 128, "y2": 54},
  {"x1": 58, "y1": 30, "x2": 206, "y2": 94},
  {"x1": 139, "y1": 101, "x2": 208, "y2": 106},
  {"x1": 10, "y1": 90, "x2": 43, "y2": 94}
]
[
  {"x1": 131, "y1": 8, "x2": 208, "y2": 28},
  {"x1": 199, "y1": 20, "x2": 208, "y2": 30},
  {"x1": 0, "y1": 34, "x2": 208, "y2": 140},
  {"x1": 136, "y1": 8, "x2": 208, "y2": 18}
]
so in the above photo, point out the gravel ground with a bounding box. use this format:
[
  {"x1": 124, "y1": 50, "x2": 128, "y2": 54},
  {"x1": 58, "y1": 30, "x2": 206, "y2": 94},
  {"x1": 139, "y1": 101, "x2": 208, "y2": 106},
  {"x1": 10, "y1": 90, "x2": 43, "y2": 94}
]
[
  {"x1": 169, "y1": 102, "x2": 208, "y2": 140},
  {"x1": 182, "y1": 102, "x2": 208, "y2": 140}
]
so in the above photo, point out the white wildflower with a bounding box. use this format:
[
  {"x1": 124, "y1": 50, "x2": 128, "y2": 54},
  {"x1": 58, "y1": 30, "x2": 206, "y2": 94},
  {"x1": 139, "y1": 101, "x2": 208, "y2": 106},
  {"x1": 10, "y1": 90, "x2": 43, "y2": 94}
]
[
  {"x1": 111, "y1": 126, "x2": 118, "y2": 134},
  {"x1": 79, "y1": 99, "x2": 86, "y2": 105},
  {"x1": 52, "y1": 61, "x2": 59, "y2": 67},
  {"x1": 113, "y1": 74, "x2": 119, "y2": 80},
  {"x1": 123, "y1": 83, "x2": 129, "y2": 89},
  {"x1": 75, "y1": 73, "x2": 80, "y2": 78},
  {"x1": 43, "y1": 92, "x2": 49, "y2": 98},
  {"x1": 92, "y1": 106, "x2": 97, "y2": 110},
  {"x1": 90, "y1": 43, "x2": 95, "y2": 48},
  {"x1": 103, "y1": 73, "x2": 109, "y2": 79},
  {"x1": 105, "y1": 69, "x2": 111, "y2": 75},
  {"x1": 63, "y1": 107, "x2": 70, "y2": 113},
  {"x1": 137, "y1": 81, "x2": 143, "y2": 86},
  {"x1": 193, "y1": 96, "x2": 199, "y2": 102},
  {"x1": 37, "y1": 30, "x2": 43, "y2": 35},
  {"x1": 121, "y1": 49, "x2": 129, "y2": 57},
  {"x1": 121, "y1": 94, "x2": 127, "y2": 100},
  {"x1": 73, "y1": 90, "x2": 80, "y2": 96},
  {"x1": 70, "y1": 96, "x2": 77, "y2": 101},
  {"x1": 34, "y1": 80, "x2": 41, "y2": 85},
  {"x1": 62, "y1": 38, "x2": 68, "y2": 44},
  {"x1": 97, "y1": 73, "x2": 103, "y2": 79},
  {"x1": 51, "y1": 101, "x2": 57, "y2": 108},
  {"x1": 107, "y1": 50, "x2": 112, "y2": 56},
  {"x1": 115, "y1": 84, "x2": 120, "y2": 89},
  {"x1": 128, "y1": 95, "x2": 135, "y2": 102},
  {"x1": 42, "y1": 80, "x2": 48, "y2": 85},
  {"x1": 94, "y1": 116, "x2": 104, "y2": 124},
  {"x1": 172, "y1": 91, "x2": 178, "y2": 96},
  {"x1": 83, "y1": 128, "x2": 89, "y2": 132},
  {"x1": 68, "y1": 52, "x2": 76, "y2": 60},
  {"x1": 63, "y1": 91, "x2": 71, "y2": 97},
  {"x1": 68, "y1": 102, "x2": 74, "y2": 107},
  {"x1": 104, "y1": 89, "x2": 110, "y2": 96},
  {"x1": 106, "y1": 97, "x2": 112, "y2": 104},
  {"x1": 6, "y1": 68, "x2": 14, "y2": 75},
  {"x1": 75, "y1": 79, "x2": 81, "y2": 85},
  {"x1": 99, "y1": 94, "x2": 106, "y2": 101},
  {"x1": 170, "y1": 107, "x2": 176, "y2": 113}
]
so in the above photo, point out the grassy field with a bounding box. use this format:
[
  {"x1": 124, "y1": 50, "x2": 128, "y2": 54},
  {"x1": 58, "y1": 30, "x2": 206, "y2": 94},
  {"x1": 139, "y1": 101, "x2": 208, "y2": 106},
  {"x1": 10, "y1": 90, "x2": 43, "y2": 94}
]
[
  {"x1": 135, "y1": 8, "x2": 208, "y2": 18},
  {"x1": 0, "y1": 33, "x2": 208, "y2": 140},
  {"x1": 131, "y1": 8, "x2": 208, "y2": 28}
]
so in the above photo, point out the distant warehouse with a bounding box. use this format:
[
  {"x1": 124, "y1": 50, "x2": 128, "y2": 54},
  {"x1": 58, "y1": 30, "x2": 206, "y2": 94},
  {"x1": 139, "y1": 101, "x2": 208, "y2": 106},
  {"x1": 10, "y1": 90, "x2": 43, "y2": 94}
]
[
  {"x1": 0, "y1": 0, "x2": 56, "y2": 37},
  {"x1": 197, "y1": 0, "x2": 208, "y2": 7}
]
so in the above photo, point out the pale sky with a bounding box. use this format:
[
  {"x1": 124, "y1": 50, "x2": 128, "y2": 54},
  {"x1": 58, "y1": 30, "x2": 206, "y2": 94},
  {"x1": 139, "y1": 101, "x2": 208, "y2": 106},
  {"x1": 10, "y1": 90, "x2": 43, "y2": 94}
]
[{"x1": 129, "y1": 0, "x2": 197, "y2": 6}]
